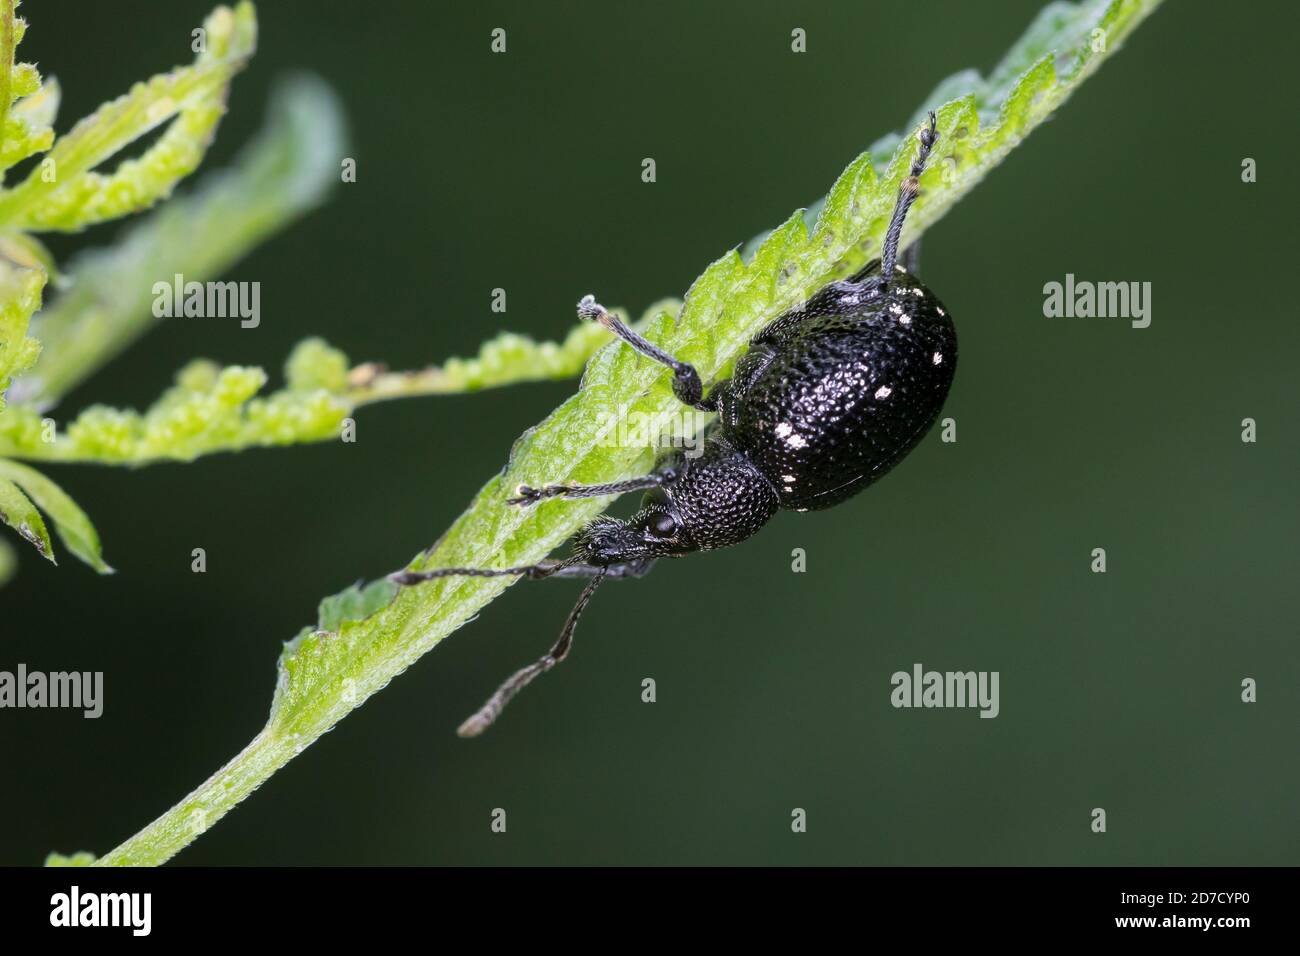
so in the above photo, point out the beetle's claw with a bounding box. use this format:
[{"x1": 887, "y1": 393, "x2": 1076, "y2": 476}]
[
  {"x1": 920, "y1": 111, "x2": 938, "y2": 147},
  {"x1": 507, "y1": 483, "x2": 542, "y2": 506}
]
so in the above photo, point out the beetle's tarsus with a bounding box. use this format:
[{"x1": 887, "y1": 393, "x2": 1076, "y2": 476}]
[
  {"x1": 507, "y1": 483, "x2": 544, "y2": 506},
  {"x1": 456, "y1": 712, "x2": 493, "y2": 738},
  {"x1": 387, "y1": 570, "x2": 426, "y2": 586},
  {"x1": 577, "y1": 294, "x2": 610, "y2": 326}
]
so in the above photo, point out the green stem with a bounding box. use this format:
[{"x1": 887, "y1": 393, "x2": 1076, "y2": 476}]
[{"x1": 96, "y1": 731, "x2": 285, "y2": 866}]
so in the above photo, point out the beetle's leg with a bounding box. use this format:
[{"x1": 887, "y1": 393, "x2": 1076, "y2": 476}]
[
  {"x1": 457, "y1": 570, "x2": 606, "y2": 737},
  {"x1": 901, "y1": 239, "x2": 922, "y2": 276},
  {"x1": 509, "y1": 463, "x2": 679, "y2": 507},
  {"x1": 576, "y1": 296, "x2": 717, "y2": 412},
  {"x1": 544, "y1": 556, "x2": 655, "y2": 579},
  {"x1": 389, "y1": 556, "x2": 578, "y2": 585},
  {"x1": 389, "y1": 555, "x2": 653, "y2": 586},
  {"x1": 881, "y1": 111, "x2": 939, "y2": 280}
]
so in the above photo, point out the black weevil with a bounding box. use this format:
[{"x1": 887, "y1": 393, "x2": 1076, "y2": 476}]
[{"x1": 393, "y1": 113, "x2": 955, "y2": 736}]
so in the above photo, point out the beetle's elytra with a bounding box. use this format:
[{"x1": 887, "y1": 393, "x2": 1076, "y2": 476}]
[{"x1": 393, "y1": 113, "x2": 954, "y2": 737}]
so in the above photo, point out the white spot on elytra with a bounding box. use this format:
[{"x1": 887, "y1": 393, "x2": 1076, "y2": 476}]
[
  {"x1": 874, "y1": 385, "x2": 892, "y2": 400},
  {"x1": 782, "y1": 474, "x2": 797, "y2": 483},
  {"x1": 936, "y1": 307, "x2": 946, "y2": 317},
  {"x1": 775, "y1": 421, "x2": 809, "y2": 449},
  {"x1": 932, "y1": 352, "x2": 943, "y2": 365},
  {"x1": 889, "y1": 302, "x2": 913, "y2": 323}
]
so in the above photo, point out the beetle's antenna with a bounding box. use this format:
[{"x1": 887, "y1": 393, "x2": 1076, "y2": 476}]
[
  {"x1": 881, "y1": 111, "x2": 938, "y2": 280},
  {"x1": 457, "y1": 569, "x2": 607, "y2": 737},
  {"x1": 388, "y1": 554, "x2": 580, "y2": 586},
  {"x1": 576, "y1": 295, "x2": 715, "y2": 411}
]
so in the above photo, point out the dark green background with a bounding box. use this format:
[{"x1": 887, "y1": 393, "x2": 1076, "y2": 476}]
[{"x1": 2, "y1": 0, "x2": 1294, "y2": 865}]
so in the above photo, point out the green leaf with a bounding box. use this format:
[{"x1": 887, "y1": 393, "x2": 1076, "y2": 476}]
[
  {"x1": 348, "y1": 299, "x2": 682, "y2": 405},
  {"x1": 316, "y1": 579, "x2": 400, "y2": 634},
  {"x1": 12, "y1": 74, "x2": 59, "y2": 133},
  {"x1": 0, "y1": 253, "x2": 42, "y2": 411},
  {"x1": 6, "y1": 74, "x2": 345, "y2": 408},
  {"x1": 0, "y1": 305, "x2": 667, "y2": 466},
  {"x1": 0, "y1": 229, "x2": 59, "y2": 280},
  {"x1": 0, "y1": 2, "x2": 18, "y2": 171},
  {"x1": 45, "y1": 850, "x2": 97, "y2": 867},
  {"x1": 0, "y1": 470, "x2": 50, "y2": 561},
  {"x1": 93, "y1": 0, "x2": 1163, "y2": 866},
  {"x1": 0, "y1": 353, "x2": 349, "y2": 464},
  {"x1": 0, "y1": 1, "x2": 57, "y2": 182},
  {"x1": 0, "y1": 457, "x2": 110, "y2": 572},
  {"x1": 0, "y1": 2, "x2": 258, "y2": 231}
]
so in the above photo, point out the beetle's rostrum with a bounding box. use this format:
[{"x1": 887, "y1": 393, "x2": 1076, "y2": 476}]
[{"x1": 391, "y1": 112, "x2": 955, "y2": 737}]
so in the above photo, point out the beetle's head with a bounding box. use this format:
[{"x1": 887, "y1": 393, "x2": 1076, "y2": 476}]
[{"x1": 572, "y1": 491, "x2": 698, "y2": 567}]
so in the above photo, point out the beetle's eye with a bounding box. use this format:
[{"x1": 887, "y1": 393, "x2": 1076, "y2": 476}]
[{"x1": 648, "y1": 513, "x2": 678, "y2": 538}]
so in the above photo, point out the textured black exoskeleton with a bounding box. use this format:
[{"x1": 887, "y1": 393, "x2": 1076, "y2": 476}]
[{"x1": 393, "y1": 113, "x2": 955, "y2": 737}]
